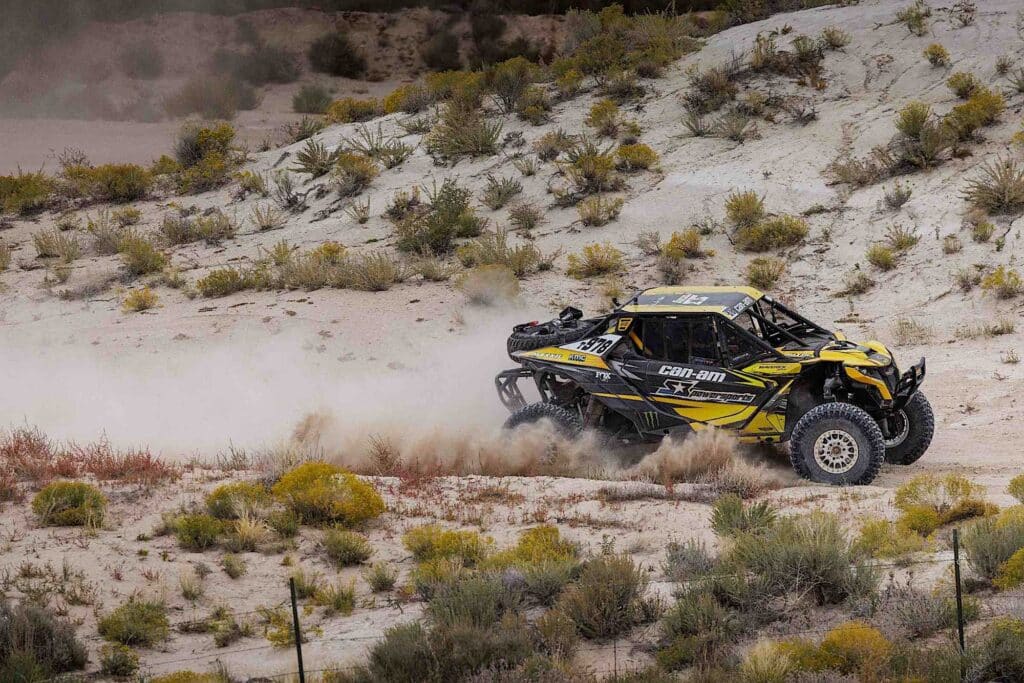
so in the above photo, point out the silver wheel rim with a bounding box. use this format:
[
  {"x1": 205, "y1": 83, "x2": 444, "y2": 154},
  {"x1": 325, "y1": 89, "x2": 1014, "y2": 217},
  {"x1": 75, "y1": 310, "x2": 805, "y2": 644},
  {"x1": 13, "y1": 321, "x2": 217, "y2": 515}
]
[
  {"x1": 884, "y1": 410, "x2": 910, "y2": 448},
  {"x1": 813, "y1": 429, "x2": 859, "y2": 474}
]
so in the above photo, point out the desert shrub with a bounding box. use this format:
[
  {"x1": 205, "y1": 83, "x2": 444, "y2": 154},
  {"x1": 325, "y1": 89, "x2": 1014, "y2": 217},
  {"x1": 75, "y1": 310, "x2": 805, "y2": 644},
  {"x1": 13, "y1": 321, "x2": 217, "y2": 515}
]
[
  {"x1": 893, "y1": 473, "x2": 990, "y2": 535},
  {"x1": 292, "y1": 83, "x2": 331, "y2": 114},
  {"x1": 1008, "y1": 475, "x2": 1024, "y2": 504},
  {"x1": 383, "y1": 83, "x2": 432, "y2": 115},
  {"x1": 746, "y1": 257, "x2": 785, "y2": 289},
  {"x1": 657, "y1": 588, "x2": 739, "y2": 670},
  {"x1": 711, "y1": 495, "x2": 776, "y2": 538},
  {"x1": 577, "y1": 195, "x2": 624, "y2": 226},
  {"x1": 291, "y1": 139, "x2": 339, "y2": 178},
  {"x1": 457, "y1": 265, "x2": 521, "y2": 305},
  {"x1": 0, "y1": 171, "x2": 53, "y2": 215},
  {"x1": 31, "y1": 481, "x2": 105, "y2": 527},
  {"x1": 947, "y1": 71, "x2": 980, "y2": 99},
  {"x1": 662, "y1": 538, "x2": 715, "y2": 582},
  {"x1": 663, "y1": 228, "x2": 711, "y2": 260},
  {"x1": 268, "y1": 509, "x2": 300, "y2": 538},
  {"x1": 884, "y1": 583, "x2": 976, "y2": 638},
  {"x1": 313, "y1": 579, "x2": 357, "y2": 617},
  {"x1": 350, "y1": 251, "x2": 406, "y2": 292},
  {"x1": 727, "y1": 512, "x2": 876, "y2": 605},
  {"x1": 205, "y1": 482, "x2": 269, "y2": 520},
  {"x1": 456, "y1": 228, "x2": 542, "y2": 277},
  {"x1": 945, "y1": 88, "x2": 1006, "y2": 141},
  {"x1": 923, "y1": 43, "x2": 949, "y2": 66},
  {"x1": 854, "y1": 518, "x2": 929, "y2": 559},
  {"x1": 426, "y1": 99, "x2": 502, "y2": 161},
  {"x1": 222, "y1": 554, "x2": 246, "y2": 579},
  {"x1": 175, "y1": 513, "x2": 223, "y2": 551},
  {"x1": 325, "y1": 97, "x2": 381, "y2": 124},
  {"x1": 735, "y1": 215, "x2": 808, "y2": 252},
  {"x1": 0, "y1": 242, "x2": 9, "y2": 272},
  {"x1": 229, "y1": 43, "x2": 299, "y2": 85},
  {"x1": 567, "y1": 243, "x2": 624, "y2": 278},
  {"x1": 534, "y1": 129, "x2": 576, "y2": 162},
  {"x1": 981, "y1": 265, "x2": 1023, "y2": 299},
  {"x1": 725, "y1": 190, "x2": 764, "y2": 228},
  {"x1": 508, "y1": 202, "x2": 544, "y2": 232},
  {"x1": 165, "y1": 75, "x2": 258, "y2": 119},
  {"x1": 962, "y1": 507, "x2": 1024, "y2": 580},
  {"x1": 558, "y1": 554, "x2": 647, "y2": 639},
  {"x1": 330, "y1": 153, "x2": 379, "y2": 197},
  {"x1": 272, "y1": 461, "x2": 385, "y2": 527},
  {"x1": 123, "y1": 287, "x2": 158, "y2": 313},
  {"x1": 895, "y1": 101, "x2": 930, "y2": 139},
  {"x1": 427, "y1": 573, "x2": 521, "y2": 629},
  {"x1": 0, "y1": 600, "x2": 87, "y2": 677},
  {"x1": 396, "y1": 179, "x2": 485, "y2": 255},
  {"x1": 562, "y1": 138, "x2": 620, "y2": 196},
  {"x1": 782, "y1": 621, "x2": 892, "y2": 677},
  {"x1": 968, "y1": 617, "x2": 1024, "y2": 681},
  {"x1": 99, "y1": 642, "x2": 139, "y2": 676},
  {"x1": 963, "y1": 157, "x2": 1024, "y2": 214},
  {"x1": 174, "y1": 122, "x2": 234, "y2": 167},
  {"x1": 91, "y1": 164, "x2": 152, "y2": 203},
  {"x1": 884, "y1": 181, "x2": 912, "y2": 209},
  {"x1": 363, "y1": 563, "x2": 398, "y2": 593},
  {"x1": 586, "y1": 99, "x2": 622, "y2": 137},
  {"x1": 120, "y1": 236, "x2": 167, "y2": 276},
  {"x1": 481, "y1": 175, "x2": 522, "y2": 210},
  {"x1": 421, "y1": 29, "x2": 462, "y2": 71},
  {"x1": 489, "y1": 57, "x2": 536, "y2": 113},
  {"x1": 308, "y1": 31, "x2": 366, "y2": 78},
  {"x1": 616, "y1": 143, "x2": 658, "y2": 171},
  {"x1": 98, "y1": 599, "x2": 169, "y2": 646},
  {"x1": 177, "y1": 155, "x2": 236, "y2": 195},
  {"x1": 32, "y1": 229, "x2": 80, "y2": 262},
  {"x1": 404, "y1": 524, "x2": 491, "y2": 566},
  {"x1": 867, "y1": 244, "x2": 896, "y2": 271},
  {"x1": 323, "y1": 528, "x2": 373, "y2": 567}
]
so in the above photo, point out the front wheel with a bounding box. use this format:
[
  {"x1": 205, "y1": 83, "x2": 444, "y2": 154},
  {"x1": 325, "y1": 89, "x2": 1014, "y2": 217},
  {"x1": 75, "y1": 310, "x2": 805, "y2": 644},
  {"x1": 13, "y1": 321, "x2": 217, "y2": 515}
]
[
  {"x1": 789, "y1": 402, "x2": 885, "y2": 485},
  {"x1": 883, "y1": 391, "x2": 934, "y2": 465}
]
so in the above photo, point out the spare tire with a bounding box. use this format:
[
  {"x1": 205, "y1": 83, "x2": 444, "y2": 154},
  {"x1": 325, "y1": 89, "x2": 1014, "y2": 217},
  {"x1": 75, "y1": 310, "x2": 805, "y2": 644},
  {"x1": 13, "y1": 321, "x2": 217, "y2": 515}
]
[{"x1": 507, "y1": 317, "x2": 602, "y2": 358}]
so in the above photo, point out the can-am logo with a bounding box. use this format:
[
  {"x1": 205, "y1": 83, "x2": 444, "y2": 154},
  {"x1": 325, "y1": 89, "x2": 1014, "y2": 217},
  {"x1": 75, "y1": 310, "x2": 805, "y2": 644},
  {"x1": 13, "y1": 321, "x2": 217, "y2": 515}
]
[{"x1": 658, "y1": 365, "x2": 726, "y2": 383}]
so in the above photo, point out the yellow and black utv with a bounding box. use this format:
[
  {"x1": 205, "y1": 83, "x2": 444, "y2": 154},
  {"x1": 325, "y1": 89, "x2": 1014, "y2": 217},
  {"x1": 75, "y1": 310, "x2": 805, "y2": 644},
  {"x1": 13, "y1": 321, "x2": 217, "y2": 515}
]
[{"x1": 496, "y1": 286, "x2": 931, "y2": 485}]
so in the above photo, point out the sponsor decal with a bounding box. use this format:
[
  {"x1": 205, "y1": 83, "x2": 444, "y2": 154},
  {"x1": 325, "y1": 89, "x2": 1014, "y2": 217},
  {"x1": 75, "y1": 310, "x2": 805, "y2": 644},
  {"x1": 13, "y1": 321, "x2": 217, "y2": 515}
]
[
  {"x1": 617, "y1": 317, "x2": 633, "y2": 332},
  {"x1": 594, "y1": 371, "x2": 612, "y2": 381},
  {"x1": 569, "y1": 354, "x2": 587, "y2": 362},
  {"x1": 563, "y1": 335, "x2": 620, "y2": 356},
  {"x1": 640, "y1": 411, "x2": 659, "y2": 429},
  {"x1": 655, "y1": 379, "x2": 756, "y2": 404},
  {"x1": 658, "y1": 364, "x2": 727, "y2": 383},
  {"x1": 671, "y1": 294, "x2": 709, "y2": 306}
]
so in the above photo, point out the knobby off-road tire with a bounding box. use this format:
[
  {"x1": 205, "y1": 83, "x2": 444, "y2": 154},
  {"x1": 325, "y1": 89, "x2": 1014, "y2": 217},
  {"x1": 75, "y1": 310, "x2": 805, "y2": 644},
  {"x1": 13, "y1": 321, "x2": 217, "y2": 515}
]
[
  {"x1": 883, "y1": 391, "x2": 934, "y2": 466},
  {"x1": 503, "y1": 402, "x2": 583, "y2": 438},
  {"x1": 789, "y1": 402, "x2": 885, "y2": 485},
  {"x1": 506, "y1": 320, "x2": 599, "y2": 357}
]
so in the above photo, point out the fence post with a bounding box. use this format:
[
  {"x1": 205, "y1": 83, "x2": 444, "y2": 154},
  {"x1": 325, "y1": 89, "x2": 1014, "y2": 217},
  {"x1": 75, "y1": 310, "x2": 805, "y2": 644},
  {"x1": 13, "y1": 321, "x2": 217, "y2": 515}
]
[
  {"x1": 953, "y1": 527, "x2": 965, "y2": 682},
  {"x1": 289, "y1": 577, "x2": 306, "y2": 683}
]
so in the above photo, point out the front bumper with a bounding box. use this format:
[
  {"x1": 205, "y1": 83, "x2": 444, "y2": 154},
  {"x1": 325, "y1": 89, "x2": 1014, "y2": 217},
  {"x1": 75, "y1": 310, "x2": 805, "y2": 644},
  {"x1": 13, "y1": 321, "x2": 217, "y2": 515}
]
[{"x1": 893, "y1": 357, "x2": 926, "y2": 409}]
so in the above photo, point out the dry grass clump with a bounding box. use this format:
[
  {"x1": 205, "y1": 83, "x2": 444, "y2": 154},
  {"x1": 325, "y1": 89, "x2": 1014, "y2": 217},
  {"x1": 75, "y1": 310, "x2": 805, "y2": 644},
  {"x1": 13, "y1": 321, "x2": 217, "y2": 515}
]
[
  {"x1": 33, "y1": 229, "x2": 80, "y2": 262},
  {"x1": 174, "y1": 513, "x2": 224, "y2": 550},
  {"x1": 324, "y1": 97, "x2": 380, "y2": 124},
  {"x1": 0, "y1": 171, "x2": 54, "y2": 215},
  {"x1": 291, "y1": 139, "x2": 339, "y2": 178},
  {"x1": 426, "y1": 98, "x2": 502, "y2": 162},
  {"x1": 567, "y1": 242, "x2": 624, "y2": 278},
  {"x1": 962, "y1": 157, "x2": 1024, "y2": 215},
  {"x1": 962, "y1": 506, "x2": 1024, "y2": 582},
  {"x1": 363, "y1": 563, "x2": 398, "y2": 593},
  {"x1": 250, "y1": 204, "x2": 286, "y2": 232},
  {"x1": 558, "y1": 553, "x2": 650, "y2": 639},
  {"x1": 711, "y1": 494, "x2": 776, "y2": 537},
  {"x1": 330, "y1": 152, "x2": 379, "y2": 197},
  {"x1": 616, "y1": 143, "x2": 658, "y2": 171},
  {"x1": 456, "y1": 228, "x2": 547, "y2": 277},
  {"x1": 346, "y1": 124, "x2": 414, "y2": 169},
  {"x1": 534, "y1": 129, "x2": 576, "y2": 161},
  {"x1": 508, "y1": 202, "x2": 544, "y2": 232},
  {"x1": 577, "y1": 195, "x2": 624, "y2": 226},
  {"x1": 120, "y1": 235, "x2": 168, "y2": 276},
  {"x1": 725, "y1": 190, "x2": 764, "y2": 228},
  {"x1": 480, "y1": 174, "x2": 522, "y2": 210},
  {"x1": 981, "y1": 265, "x2": 1023, "y2": 299},
  {"x1": 170, "y1": 123, "x2": 241, "y2": 194},
  {"x1": 890, "y1": 317, "x2": 932, "y2": 345},
  {"x1": 271, "y1": 461, "x2": 384, "y2": 527},
  {"x1": 0, "y1": 242, "x2": 9, "y2": 272},
  {"x1": 853, "y1": 518, "x2": 930, "y2": 560},
  {"x1": 586, "y1": 99, "x2": 625, "y2": 137},
  {"x1": 736, "y1": 215, "x2": 808, "y2": 252},
  {"x1": 897, "y1": 0, "x2": 931, "y2": 36},
  {"x1": 947, "y1": 71, "x2": 980, "y2": 99},
  {"x1": 866, "y1": 244, "x2": 896, "y2": 271},
  {"x1": 99, "y1": 643, "x2": 139, "y2": 677},
  {"x1": 663, "y1": 228, "x2": 712, "y2": 260},
  {"x1": 457, "y1": 265, "x2": 521, "y2": 305},
  {"x1": 404, "y1": 524, "x2": 491, "y2": 566},
  {"x1": 893, "y1": 473, "x2": 992, "y2": 536},
  {"x1": 558, "y1": 138, "x2": 622, "y2": 199},
  {"x1": 746, "y1": 257, "x2": 785, "y2": 289},
  {"x1": 884, "y1": 180, "x2": 912, "y2": 209},
  {"x1": 31, "y1": 481, "x2": 106, "y2": 527},
  {"x1": 350, "y1": 251, "x2": 407, "y2": 291},
  {"x1": 98, "y1": 598, "x2": 169, "y2": 646},
  {"x1": 205, "y1": 482, "x2": 269, "y2": 520},
  {"x1": 923, "y1": 43, "x2": 948, "y2": 66},
  {"x1": 323, "y1": 528, "x2": 373, "y2": 567},
  {"x1": 123, "y1": 287, "x2": 158, "y2": 313}
]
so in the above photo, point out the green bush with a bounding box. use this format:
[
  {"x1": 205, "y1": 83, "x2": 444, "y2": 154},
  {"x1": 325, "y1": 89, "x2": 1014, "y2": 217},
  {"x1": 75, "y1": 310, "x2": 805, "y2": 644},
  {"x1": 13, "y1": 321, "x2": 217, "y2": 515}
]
[
  {"x1": 735, "y1": 215, "x2": 808, "y2": 252},
  {"x1": 0, "y1": 171, "x2": 54, "y2": 215},
  {"x1": 0, "y1": 599, "x2": 87, "y2": 676},
  {"x1": 196, "y1": 267, "x2": 250, "y2": 297},
  {"x1": 396, "y1": 179, "x2": 486, "y2": 255},
  {"x1": 323, "y1": 528, "x2": 373, "y2": 566},
  {"x1": 99, "y1": 643, "x2": 139, "y2": 676},
  {"x1": 403, "y1": 524, "x2": 491, "y2": 566},
  {"x1": 89, "y1": 164, "x2": 152, "y2": 203},
  {"x1": 710, "y1": 494, "x2": 776, "y2": 537},
  {"x1": 174, "y1": 513, "x2": 223, "y2": 551},
  {"x1": 31, "y1": 481, "x2": 106, "y2": 527},
  {"x1": 293, "y1": 84, "x2": 332, "y2": 114},
  {"x1": 120, "y1": 236, "x2": 167, "y2": 276},
  {"x1": 308, "y1": 31, "x2": 367, "y2": 78},
  {"x1": 962, "y1": 506, "x2": 1024, "y2": 580},
  {"x1": 557, "y1": 554, "x2": 647, "y2": 639},
  {"x1": 427, "y1": 573, "x2": 521, "y2": 629},
  {"x1": 272, "y1": 461, "x2": 385, "y2": 526},
  {"x1": 658, "y1": 588, "x2": 739, "y2": 669},
  {"x1": 1009, "y1": 474, "x2": 1024, "y2": 504},
  {"x1": 98, "y1": 598, "x2": 169, "y2": 646},
  {"x1": 425, "y1": 99, "x2": 502, "y2": 162},
  {"x1": 174, "y1": 123, "x2": 235, "y2": 168},
  {"x1": 893, "y1": 473, "x2": 991, "y2": 535},
  {"x1": 205, "y1": 481, "x2": 270, "y2": 520},
  {"x1": 969, "y1": 617, "x2": 1024, "y2": 679}
]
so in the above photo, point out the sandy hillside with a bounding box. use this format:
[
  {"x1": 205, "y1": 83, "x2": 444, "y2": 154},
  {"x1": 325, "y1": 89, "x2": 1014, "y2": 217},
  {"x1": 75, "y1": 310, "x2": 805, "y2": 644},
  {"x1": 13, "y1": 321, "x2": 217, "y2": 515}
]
[{"x1": 2, "y1": 0, "x2": 1024, "y2": 680}]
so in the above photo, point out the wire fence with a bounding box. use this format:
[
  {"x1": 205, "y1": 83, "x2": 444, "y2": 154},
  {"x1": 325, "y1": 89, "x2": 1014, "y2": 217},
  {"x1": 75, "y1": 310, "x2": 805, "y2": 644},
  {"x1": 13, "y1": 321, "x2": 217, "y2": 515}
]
[{"x1": 22, "y1": 527, "x2": 1024, "y2": 683}]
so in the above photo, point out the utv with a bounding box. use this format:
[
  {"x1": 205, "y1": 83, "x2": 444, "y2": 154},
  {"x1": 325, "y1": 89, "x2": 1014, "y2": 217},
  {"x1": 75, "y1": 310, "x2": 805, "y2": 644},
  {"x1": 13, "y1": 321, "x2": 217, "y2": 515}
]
[{"x1": 496, "y1": 286, "x2": 931, "y2": 485}]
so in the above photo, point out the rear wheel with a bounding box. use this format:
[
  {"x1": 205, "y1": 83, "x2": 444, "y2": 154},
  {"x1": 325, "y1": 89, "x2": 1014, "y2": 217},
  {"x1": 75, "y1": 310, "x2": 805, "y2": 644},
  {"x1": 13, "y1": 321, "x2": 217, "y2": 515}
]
[
  {"x1": 789, "y1": 402, "x2": 885, "y2": 485},
  {"x1": 883, "y1": 392, "x2": 934, "y2": 465},
  {"x1": 504, "y1": 402, "x2": 583, "y2": 438}
]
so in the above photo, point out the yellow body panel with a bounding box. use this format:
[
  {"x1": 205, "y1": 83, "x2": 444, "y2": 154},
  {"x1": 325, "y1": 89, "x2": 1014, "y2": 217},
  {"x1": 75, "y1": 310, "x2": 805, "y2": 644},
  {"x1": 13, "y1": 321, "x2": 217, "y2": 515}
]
[
  {"x1": 845, "y1": 366, "x2": 893, "y2": 400},
  {"x1": 743, "y1": 361, "x2": 802, "y2": 376}
]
